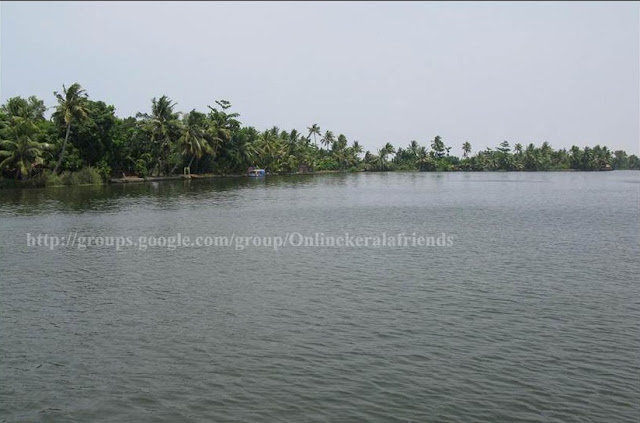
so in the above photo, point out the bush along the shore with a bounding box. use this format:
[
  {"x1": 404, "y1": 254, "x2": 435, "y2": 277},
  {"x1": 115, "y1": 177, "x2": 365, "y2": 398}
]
[
  {"x1": 1, "y1": 83, "x2": 639, "y2": 187},
  {"x1": 0, "y1": 167, "x2": 105, "y2": 188}
]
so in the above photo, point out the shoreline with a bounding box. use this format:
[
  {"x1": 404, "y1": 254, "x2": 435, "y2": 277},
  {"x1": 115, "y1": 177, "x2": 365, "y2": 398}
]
[
  {"x1": 1, "y1": 168, "x2": 631, "y2": 190},
  {"x1": 108, "y1": 167, "x2": 623, "y2": 184},
  {"x1": 108, "y1": 170, "x2": 343, "y2": 184}
]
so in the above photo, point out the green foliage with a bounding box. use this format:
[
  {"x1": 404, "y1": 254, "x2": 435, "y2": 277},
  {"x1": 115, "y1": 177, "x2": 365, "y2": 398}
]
[
  {"x1": 134, "y1": 153, "x2": 154, "y2": 178},
  {"x1": 1, "y1": 96, "x2": 47, "y2": 121},
  {"x1": 52, "y1": 83, "x2": 89, "y2": 174},
  {"x1": 136, "y1": 95, "x2": 183, "y2": 175},
  {"x1": 95, "y1": 160, "x2": 112, "y2": 182},
  {"x1": 67, "y1": 167, "x2": 103, "y2": 185},
  {"x1": 1, "y1": 84, "x2": 638, "y2": 189},
  {"x1": 0, "y1": 116, "x2": 50, "y2": 179},
  {"x1": 62, "y1": 100, "x2": 118, "y2": 168},
  {"x1": 4, "y1": 168, "x2": 104, "y2": 187},
  {"x1": 41, "y1": 170, "x2": 63, "y2": 187}
]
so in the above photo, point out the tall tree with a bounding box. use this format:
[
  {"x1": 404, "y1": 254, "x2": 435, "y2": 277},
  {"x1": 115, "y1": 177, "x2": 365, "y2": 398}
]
[
  {"x1": 431, "y1": 135, "x2": 446, "y2": 159},
  {"x1": 408, "y1": 140, "x2": 420, "y2": 156},
  {"x1": 176, "y1": 110, "x2": 211, "y2": 173},
  {"x1": 352, "y1": 140, "x2": 363, "y2": 157},
  {"x1": 612, "y1": 150, "x2": 628, "y2": 169},
  {"x1": 307, "y1": 124, "x2": 321, "y2": 147},
  {"x1": 321, "y1": 130, "x2": 335, "y2": 150},
  {"x1": 416, "y1": 146, "x2": 435, "y2": 171},
  {"x1": 52, "y1": 83, "x2": 89, "y2": 174},
  {"x1": 138, "y1": 95, "x2": 182, "y2": 175},
  {"x1": 1, "y1": 96, "x2": 47, "y2": 121},
  {"x1": 462, "y1": 142, "x2": 472, "y2": 158},
  {"x1": 65, "y1": 100, "x2": 118, "y2": 168},
  {"x1": 378, "y1": 142, "x2": 395, "y2": 171},
  {"x1": 514, "y1": 143, "x2": 523, "y2": 154}
]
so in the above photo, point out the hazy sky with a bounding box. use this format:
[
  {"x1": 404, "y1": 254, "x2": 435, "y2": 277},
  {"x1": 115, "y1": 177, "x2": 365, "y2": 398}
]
[{"x1": 1, "y1": 1, "x2": 638, "y2": 155}]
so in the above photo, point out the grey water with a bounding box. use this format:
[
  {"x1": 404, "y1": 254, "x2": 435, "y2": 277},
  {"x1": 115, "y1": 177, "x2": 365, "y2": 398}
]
[{"x1": 1, "y1": 171, "x2": 639, "y2": 422}]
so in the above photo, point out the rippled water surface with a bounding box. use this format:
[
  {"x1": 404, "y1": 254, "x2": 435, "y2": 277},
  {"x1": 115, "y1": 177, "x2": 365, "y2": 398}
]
[{"x1": 1, "y1": 171, "x2": 639, "y2": 422}]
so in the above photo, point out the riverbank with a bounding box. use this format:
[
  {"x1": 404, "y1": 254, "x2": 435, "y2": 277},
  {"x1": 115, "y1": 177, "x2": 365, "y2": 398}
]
[
  {"x1": 2, "y1": 168, "x2": 633, "y2": 190},
  {"x1": 108, "y1": 170, "x2": 345, "y2": 184}
]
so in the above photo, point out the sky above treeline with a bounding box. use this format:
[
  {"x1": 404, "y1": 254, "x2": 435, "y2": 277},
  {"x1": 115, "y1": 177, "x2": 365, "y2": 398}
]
[{"x1": 1, "y1": 1, "x2": 638, "y2": 155}]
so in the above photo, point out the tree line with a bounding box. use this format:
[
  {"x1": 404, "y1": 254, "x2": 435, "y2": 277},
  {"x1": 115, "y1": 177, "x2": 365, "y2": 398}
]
[{"x1": 1, "y1": 82, "x2": 638, "y2": 185}]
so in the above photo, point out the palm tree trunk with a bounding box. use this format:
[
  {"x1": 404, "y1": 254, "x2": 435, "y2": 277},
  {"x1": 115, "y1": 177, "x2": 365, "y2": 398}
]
[
  {"x1": 170, "y1": 155, "x2": 196, "y2": 175},
  {"x1": 53, "y1": 123, "x2": 71, "y2": 175}
]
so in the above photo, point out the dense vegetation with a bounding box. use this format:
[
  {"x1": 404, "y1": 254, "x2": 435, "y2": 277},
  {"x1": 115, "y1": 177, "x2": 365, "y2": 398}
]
[{"x1": 1, "y1": 82, "x2": 638, "y2": 186}]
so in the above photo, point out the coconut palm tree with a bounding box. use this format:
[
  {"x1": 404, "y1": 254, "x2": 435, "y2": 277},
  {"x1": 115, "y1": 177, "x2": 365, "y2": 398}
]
[
  {"x1": 330, "y1": 134, "x2": 349, "y2": 171},
  {"x1": 52, "y1": 83, "x2": 89, "y2": 174},
  {"x1": 569, "y1": 145, "x2": 583, "y2": 170},
  {"x1": 334, "y1": 134, "x2": 348, "y2": 150},
  {"x1": 321, "y1": 130, "x2": 335, "y2": 151},
  {"x1": 287, "y1": 129, "x2": 300, "y2": 147},
  {"x1": 351, "y1": 140, "x2": 363, "y2": 163},
  {"x1": 378, "y1": 149, "x2": 388, "y2": 170},
  {"x1": 383, "y1": 142, "x2": 395, "y2": 155},
  {"x1": 332, "y1": 148, "x2": 347, "y2": 171},
  {"x1": 408, "y1": 140, "x2": 420, "y2": 156},
  {"x1": 352, "y1": 140, "x2": 363, "y2": 153},
  {"x1": 377, "y1": 142, "x2": 395, "y2": 171},
  {"x1": 363, "y1": 150, "x2": 378, "y2": 171},
  {"x1": 416, "y1": 146, "x2": 434, "y2": 171},
  {"x1": 524, "y1": 143, "x2": 540, "y2": 170},
  {"x1": 307, "y1": 124, "x2": 321, "y2": 147},
  {"x1": 256, "y1": 130, "x2": 286, "y2": 172},
  {"x1": 206, "y1": 100, "x2": 240, "y2": 153},
  {"x1": 0, "y1": 117, "x2": 49, "y2": 179},
  {"x1": 222, "y1": 126, "x2": 258, "y2": 171},
  {"x1": 235, "y1": 138, "x2": 258, "y2": 168},
  {"x1": 599, "y1": 145, "x2": 612, "y2": 168},
  {"x1": 582, "y1": 146, "x2": 596, "y2": 170},
  {"x1": 431, "y1": 135, "x2": 446, "y2": 159},
  {"x1": 462, "y1": 142, "x2": 472, "y2": 158},
  {"x1": 514, "y1": 143, "x2": 523, "y2": 154},
  {"x1": 137, "y1": 95, "x2": 182, "y2": 175},
  {"x1": 174, "y1": 110, "x2": 212, "y2": 173}
]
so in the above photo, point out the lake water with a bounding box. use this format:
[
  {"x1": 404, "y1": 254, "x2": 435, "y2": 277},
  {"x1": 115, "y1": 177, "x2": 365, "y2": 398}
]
[{"x1": 1, "y1": 171, "x2": 639, "y2": 422}]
